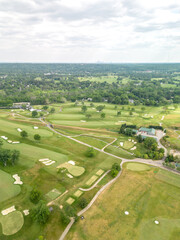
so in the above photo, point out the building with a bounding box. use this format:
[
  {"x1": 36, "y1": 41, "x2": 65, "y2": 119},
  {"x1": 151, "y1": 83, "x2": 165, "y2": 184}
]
[
  {"x1": 13, "y1": 102, "x2": 31, "y2": 109},
  {"x1": 139, "y1": 127, "x2": 156, "y2": 136}
]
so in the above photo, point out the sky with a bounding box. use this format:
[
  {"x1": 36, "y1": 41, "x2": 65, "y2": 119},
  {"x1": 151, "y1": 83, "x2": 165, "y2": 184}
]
[{"x1": 0, "y1": 0, "x2": 180, "y2": 63}]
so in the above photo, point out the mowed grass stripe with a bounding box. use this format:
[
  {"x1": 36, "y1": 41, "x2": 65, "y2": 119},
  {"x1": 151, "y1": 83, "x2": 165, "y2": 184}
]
[
  {"x1": 86, "y1": 175, "x2": 98, "y2": 186},
  {"x1": 155, "y1": 169, "x2": 180, "y2": 188}
]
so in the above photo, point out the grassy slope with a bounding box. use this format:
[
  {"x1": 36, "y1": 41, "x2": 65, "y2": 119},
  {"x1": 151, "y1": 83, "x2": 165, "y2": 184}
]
[{"x1": 67, "y1": 168, "x2": 180, "y2": 240}]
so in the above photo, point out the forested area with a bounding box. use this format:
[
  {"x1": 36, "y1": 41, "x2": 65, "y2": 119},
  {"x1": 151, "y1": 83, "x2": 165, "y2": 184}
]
[{"x1": 0, "y1": 63, "x2": 180, "y2": 107}]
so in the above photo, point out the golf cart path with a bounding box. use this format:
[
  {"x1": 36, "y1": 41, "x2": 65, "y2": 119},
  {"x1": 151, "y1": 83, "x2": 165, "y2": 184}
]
[{"x1": 102, "y1": 138, "x2": 117, "y2": 151}]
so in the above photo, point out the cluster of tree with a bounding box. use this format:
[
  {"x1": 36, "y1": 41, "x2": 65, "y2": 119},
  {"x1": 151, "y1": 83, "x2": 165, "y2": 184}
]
[
  {"x1": 0, "y1": 63, "x2": 180, "y2": 108},
  {"x1": 111, "y1": 163, "x2": 121, "y2": 178},
  {"x1": 30, "y1": 188, "x2": 42, "y2": 204},
  {"x1": 149, "y1": 125, "x2": 164, "y2": 130},
  {"x1": 119, "y1": 124, "x2": 136, "y2": 136},
  {"x1": 0, "y1": 148, "x2": 20, "y2": 166},
  {"x1": 136, "y1": 137, "x2": 164, "y2": 160},
  {"x1": 31, "y1": 201, "x2": 50, "y2": 225}
]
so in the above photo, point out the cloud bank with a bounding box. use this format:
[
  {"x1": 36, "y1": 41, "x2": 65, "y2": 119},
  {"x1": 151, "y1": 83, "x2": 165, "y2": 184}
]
[{"x1": 0, "y1": 0, "x2": 180, "y2": 62}]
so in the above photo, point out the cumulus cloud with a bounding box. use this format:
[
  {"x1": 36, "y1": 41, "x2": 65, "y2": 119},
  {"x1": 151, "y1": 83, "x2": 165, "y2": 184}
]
[{"x1": 0, "y1": 0, "x2": 180, "y2": 62}]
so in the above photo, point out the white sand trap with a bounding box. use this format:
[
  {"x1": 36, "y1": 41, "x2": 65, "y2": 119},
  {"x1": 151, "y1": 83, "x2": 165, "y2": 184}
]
[
  {"x1": 68, "y1": 160, "x2": 75, "y2": 166},
  {"x1": 151, "y1": 115, "x2": 153, "y2": 118},
  {"x1": 42, "y1": 160, "x2": 52, "y2": 164},
  {"x1": 23, "y1": 210, "x2": 29, "y2": 216},
  {"x1": 96, "y1": 111, "x2": 100, "y2": 112},
  {"x1": 155, "y1": 220, "x2": 159, "y2": 224},
  {"x1": 125, "y1": 211, "x2": 129, "y2": 215},
  {"x1": 92, "y1": 108, "x2": 95, "y2": 109},
  {"x1": 17, "y1": 128, "x2": 22, "y2": 132},
  {"x1": 134, "y1": 142, "x2": 137, "y2": 144},
  {"x1": 12, "y1": 141, "x2": 20, "y2": 144},
  {"x1": 130, "y1": 146, "x2": 136, "y2": 150},
  {"x1": 66, "y1": 173, "x2": 73, "y2": 178},
  {"x1": 39, "y1": 158, "x2": 49, "y2": 162},
  {"x1": 132, "y1": 140, "x2": 134, "y2": 142},
  {"x1": 13, "y1": 174, "x2": 23, "y2": 185},
  {"x1": 161, "y1": 116, "x2": 164, "y2": 120},
  {"x1": 118, "y1": 121, "x2": 126, "y2": 122},
  {"x1": 80, "y1": 120, "x2": 86, "y2": 122},
  {"x1": 120, "y1": 142, "x2": 124, "y2": 147},
  {"x1": 159, "y1": 122, "x2": 162, "y2": 126},
  {"x1": 1, "y1": 136, "x2": 8, "y2": 140},
  {"x1": 7, "y1": 140, "x2": 12, "y2": 143},
  {"x1": 128, "y1": 139, "x2": 131, "y2": 141},
  {"x1": 34, "y1": 126, "x2": 38, "y2": 129},
  {"x1": 45, "y1": 161, "x2": 55, "y2": 166},
  {"x1": 2, "y1": 206, "x2": 16, "y2": 215}
]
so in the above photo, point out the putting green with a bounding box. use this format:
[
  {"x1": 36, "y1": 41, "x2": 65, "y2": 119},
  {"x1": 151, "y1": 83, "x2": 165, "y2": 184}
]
[
  {"x1": 46, "y1": 188, "x2": 62, "y2": 200},
  {"x1": 57, "y1": 162, "x2": 85, "y2": 177},
  {"x1": 126, "y1": 163, "x2": 151, "y2": 171},
  {"x1": 86, "y1": 175, "x2": 98, "y2": 186},
  {"x1": 0, "y1": 169, "x2": 21, "y2": 203},
  {"x1": 0, "y1": 211, "x2": 24, "y2": 235},
  {"x1": 123, "y1": 141, "x2": 134, "y2": 150}
]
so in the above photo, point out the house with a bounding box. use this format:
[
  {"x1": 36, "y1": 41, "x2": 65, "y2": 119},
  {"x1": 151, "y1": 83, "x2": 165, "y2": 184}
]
[
  {"x1": 13, "y1": 102, "x2": 31, "y2": 109},
  {"x1": 139, "y1": 127, "x2": 156, "y2": 136}
]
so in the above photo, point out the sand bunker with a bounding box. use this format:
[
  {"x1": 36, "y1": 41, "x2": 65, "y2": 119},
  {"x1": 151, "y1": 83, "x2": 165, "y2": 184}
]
[
  {"x1": 17, "y1": 128, "x2": 22, "y2": 132},
  {"x1": 7, "y1": 140, "x2": 12, "y2": 143},
  {"x1": 130, "y1": 146, "x2": 136, "y2": 150},
  {"x1": 161, "y1": 116, "x2": 164, "y2": 120},
  {"x1": 66, "y1": 173, "x2": 73, "y2": 178},
  {"x1": 34, "y1": 126, "x2": 38, "y2": 129},
  {"x1": 155, "y1": 220, "x2": 159, "y2": 224},
  {"x1": 13, "y1": 174, "x2": 23, "y2": 185},
  {"x1": 80, "y1": 120, "x2": 86, "y2": 122},
  {"x1": 1, "y1": 206, "x2": 16, "y2": 216},
  {"x1": 68, "y1": 160, "x2": 75, "y2": 165},
  {"x1": 12, "y1": 141, "x2": 20, "y2": 144},
  {"x1": 1, "y1": 136, "x2": 8, "y2": 140},
  {"x1": 39, "y1": 158, "x2": 55, "y2": 166},
  {"x1": 120, "y1": 142, "x2": 124, "y2": 147},
  {"x1": 23, "y1": 210, "x2": 29, "y2": 216},
  {"x1": 125, "y1": 211, "x2": 129, "y2": 215}
]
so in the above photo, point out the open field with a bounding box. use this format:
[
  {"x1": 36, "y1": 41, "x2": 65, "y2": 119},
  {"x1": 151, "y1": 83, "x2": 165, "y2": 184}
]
[
  {"x1": 126, "y1": 162, "x2": 151, "y2": 171},
  {"x1": 67, "y1": 167, "x2": 180, "y2": 240},
  {"x1": 0, "y1": 169, "x2": 21, "y2": 203},
  {"x1": 57, "y1": 162, "x2": 85, "y2": 177}
]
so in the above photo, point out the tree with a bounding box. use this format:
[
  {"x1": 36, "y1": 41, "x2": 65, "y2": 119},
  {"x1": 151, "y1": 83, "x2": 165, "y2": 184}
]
[
  {"x1": 144, "y1": 137, "x2": 157, "y2": 150},
  {"x1": 85, "y1": 147, "x2": 96, "y2": 157},
  {"x1": 137, "y1": 134, "x2": 143, "y2": 143},
  {"x1": 90, "y1": 103, "x2": 94, "y2": 107},
  {"x1": 30, "y1": 188, "x2": 41, "y2": 204},
  {"x1": 101, "y1": 112, "x2": 106, "y2": 119},
  {"x1": 50, "y1": 107, "x2": 55, "y2": 114},
  {"x1": 86, "y1": 113, "x2": 92, "y2": 120},
  {"x1": 81, "y1": 105, "x2": 87, "y2": 113},
  {"x1": 11, "y1": 150, "x2": 20, "y2": 165},
  {"x1": 34, "y1": 134, "x2": 41, "y2": 141},
  {"x1": 129, "y1": 111, "x2": 133, "y2": 115},
  {"x1": 42, "y1": 106, "x2": 48, "y2": 110},
  {"x1": 31, "y1": 201, "x2": 50, "y2": 224},
  {"x1": 141, "y1": 107, "x2": 145, "y2": 112},
  {"x1": 96, "y1": 105, "x2": 105, "y2": 112},
  {"x1": 78, "y1": 198, "x2": 88, "y2": 209},
  {"x1": 111, "y1": 163, "x2": 121, "y2": 178},
  {"x1": 20, "y1": 130, "x2": 28, "y2": 138},
  {"x1": 32, "y1": 110, "x2": 38, "y2": 118},
  {"x1": 117, "y1": 111, "x2": 121, "y2": 116}
]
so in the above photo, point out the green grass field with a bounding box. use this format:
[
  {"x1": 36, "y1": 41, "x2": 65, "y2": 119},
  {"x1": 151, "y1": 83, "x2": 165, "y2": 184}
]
[
  {"x1": 57, "y1": 162, "x2": 85, "y2": 177},
  {"x1": 126, "y1": 163, "x2": 151, "y2": 171},
  {"x1": 67, "y1": 168, "x2": 180, "y2": 240},
  {"x1": 0, "y1": 169, "x2": 21, "y2": 203},
  {"x1": 0, "y1": 211, "x2": 24, "y2": 235}
]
